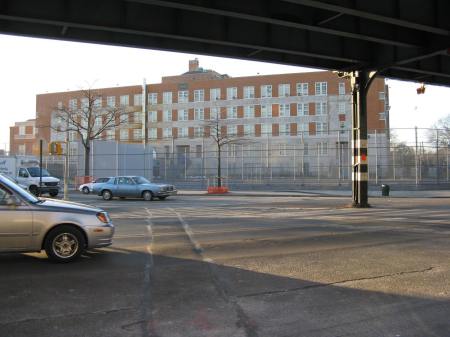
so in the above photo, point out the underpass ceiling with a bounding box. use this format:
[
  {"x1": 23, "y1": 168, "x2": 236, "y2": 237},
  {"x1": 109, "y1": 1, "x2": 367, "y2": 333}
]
[{"x1": 0, "y1": 0, "x2": 449, "y2": 85}]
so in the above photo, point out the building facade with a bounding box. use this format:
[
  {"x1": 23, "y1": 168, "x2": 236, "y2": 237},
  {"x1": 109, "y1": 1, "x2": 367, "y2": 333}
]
[
  {"x1": 9, "y1": 119, "x2": 38, "y2": 156},
  {"x1": 11, "y1": 59, "x2": 389, "y2": 180}
]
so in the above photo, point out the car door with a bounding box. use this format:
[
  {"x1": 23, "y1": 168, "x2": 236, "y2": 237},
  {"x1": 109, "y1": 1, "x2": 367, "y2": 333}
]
[
  {"x1": 0, "y1": 185, "x2": 33, "y2": 251},
  {"x1": 16, "y1": 168, "x2": 29, "y2": 186},
  {"x1": 116, "y1": 177, "x2": 137, "y2": 197}
]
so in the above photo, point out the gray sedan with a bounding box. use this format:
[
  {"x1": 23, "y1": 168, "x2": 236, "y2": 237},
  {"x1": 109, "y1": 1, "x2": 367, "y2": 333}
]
[
  {"x1": 0, "y1": 174, "x2": 114, "y2": 262},
  {"x1": 93, "y1": 176, "x2": 177, "y2": 201}
]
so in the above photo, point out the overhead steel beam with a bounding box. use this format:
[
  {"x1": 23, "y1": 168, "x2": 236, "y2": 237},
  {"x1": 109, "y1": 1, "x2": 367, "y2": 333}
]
[
  {"x1": 0, "y1": 14, "x2": 361, "y2": 64},
  {"x1": 390, "y1": 66, "x2": 450, "y2": 79},
  {"x1": 282, "y1": 0, "x2": 450, "y2": 36},
  {"x1": 126, "y1": 0, "x2": 420, "y2": 48}
]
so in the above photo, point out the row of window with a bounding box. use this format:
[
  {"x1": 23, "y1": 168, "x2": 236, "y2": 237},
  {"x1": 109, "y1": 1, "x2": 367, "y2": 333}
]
[
  {"x1": 62, "y1": 82, "x2": 350, "y2": 109},
  {"x1": 113, "y1": 122, "x2": 329, "y2": 140},
  {"x1": 147, "y1": 103, "x2": 337, "y2": 122}
]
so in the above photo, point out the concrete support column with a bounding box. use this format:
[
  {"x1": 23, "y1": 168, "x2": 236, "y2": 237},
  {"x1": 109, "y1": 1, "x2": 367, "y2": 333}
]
[{"x1": 351, "y1": 71, "x2": 371, "y2": 208}]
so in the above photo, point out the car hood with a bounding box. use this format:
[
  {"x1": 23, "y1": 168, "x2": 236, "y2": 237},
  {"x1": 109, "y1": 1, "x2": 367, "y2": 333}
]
[{"x1": 34, "y1": 198, "x2": 102, "y2": 214}]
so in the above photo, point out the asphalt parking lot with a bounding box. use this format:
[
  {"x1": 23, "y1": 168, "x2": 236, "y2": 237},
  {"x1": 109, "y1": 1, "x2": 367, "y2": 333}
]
[{"x1": 1, "y1": 193, "x2": 450, "y2": 337}]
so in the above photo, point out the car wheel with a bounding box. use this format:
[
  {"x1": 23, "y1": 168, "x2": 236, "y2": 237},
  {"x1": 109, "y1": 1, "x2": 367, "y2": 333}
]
[
  {"x1": 102, "y1": 190, "x2": 113, "y2": 200},
  {"x1": 44, "y1": 225, "x2": 85, "y2": 262},
  {"x1": 158, "y1": 196, "x2": 167, "y2": 200},
  {"x1": 49, "y1": 191, "x2": 58, "y2": 197},
  {"x1": 82, "y1": 186, "x2": 90, "y2": 194},
  {"x1": 142, "y1": 191, "x2": 154, "y2": 201},
  {"x1": 29, "y1": 185, "x2": 39, "y2": 196}
]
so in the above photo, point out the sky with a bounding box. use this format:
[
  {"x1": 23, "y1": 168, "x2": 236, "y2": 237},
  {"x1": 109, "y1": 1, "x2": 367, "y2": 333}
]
[{"x1": 1, "y1": 34, "x2": 450, "y2": 151}]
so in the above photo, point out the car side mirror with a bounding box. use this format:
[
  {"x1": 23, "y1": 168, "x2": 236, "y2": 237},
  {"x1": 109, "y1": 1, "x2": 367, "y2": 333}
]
[{"x1": 22, "y1": 173, "x2": 29, "y2": 178}]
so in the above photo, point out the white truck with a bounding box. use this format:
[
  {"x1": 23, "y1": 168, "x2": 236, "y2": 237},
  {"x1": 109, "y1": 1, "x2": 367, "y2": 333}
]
[{"x1": 0, "y1": 156, "x2": 60, "y2": 197}]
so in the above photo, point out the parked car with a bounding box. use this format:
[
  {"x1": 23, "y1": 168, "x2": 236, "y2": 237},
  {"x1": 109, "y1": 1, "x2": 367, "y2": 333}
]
[
  {"x1": 92, "y1": 176, "x2": 177, "y2": 201},
  {"x1": 0, "y1": 174, "x2": 114, "y2": 262},
  {"x1": 78, "y1": 177, "x2": 110, "y2": 194}
]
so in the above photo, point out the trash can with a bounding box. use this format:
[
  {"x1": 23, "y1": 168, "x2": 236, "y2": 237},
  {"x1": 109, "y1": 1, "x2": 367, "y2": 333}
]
[{"x1": 381, "y1": 184, "x2": 390, "y2": 197}]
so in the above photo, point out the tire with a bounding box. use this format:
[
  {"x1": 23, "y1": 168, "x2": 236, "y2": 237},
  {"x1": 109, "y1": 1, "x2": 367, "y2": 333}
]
[
  {"x1": 158, "y1": 196, "x2": 167, "y2": 200},
  {"x1": 142, "y1": 191, "x2": 154, "y2": 201},
  {"x1": 44, "y1": 225, "x2": 86, "y2": 262},
  {"x1": 29, "y1": 185, "x2": 39, "y2": 196},
  {"x1": 49, "y1": 191, "x2": 58, "y2": 197},
  {"x1": 102, "y1": 190, "x2": 113, "y2": 201},
  {"x1": 82, "y1": 186, "x2": 90, "y2": 194}
]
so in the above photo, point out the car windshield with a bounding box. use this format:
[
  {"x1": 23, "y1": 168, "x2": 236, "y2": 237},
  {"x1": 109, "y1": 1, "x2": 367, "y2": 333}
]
[
  {"x1": 27, "y1": 167, "x2": 51, "y2": 177},
  {"x1": 0, "y1": 174, "x2": 39, "y2": 203},
  {"x1": 133, "y1": 176, "x2": 150, "y2": 184}
]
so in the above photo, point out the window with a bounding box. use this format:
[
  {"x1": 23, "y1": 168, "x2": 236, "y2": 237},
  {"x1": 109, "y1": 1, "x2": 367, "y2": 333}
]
[
  {"x1": 163, "y1": 110, "x2": 172, "y2": 122},
  {"x1": 296, "y1": 82, "x2": 308, "y2": 96},
  {"x1": 120, "y1": 129, "x2": 128, "y2": 140},
  {"x1": 279, "y1": 123, "x2": 290, "y2": 136},
  {"x1": 106, "y1": 129, "x2": 115, "y2": 140},
  {"x1": 227, "y1": 125, "x2": 237, "y2": 136},
  {"x1": 106, "y1": 96, "x2": 115, "y2": 108},
  {"x1": 134, "y1": 94, "x2": 142, "y2": 106},
  {"x1": 95, "y1": 116, "x2": 102, "y2": 128},
  {"x1": 18, "y1": 144, "x2": 25, "y2": 155},
  {"x1": 298, "y1": 123, "x2": 309, "y2": 137},
  {"x1": 196, "y1": 145, "x2": 202, "y2": 158},
  {"x1": 194, "y1": 89, "x2": 204, "y2": 102},
  {"x1": 261, "y1": 85, "x2": 272, "y2": 98},
  {"x1": 261, "y1": 105, "x2": 272, "y2": 118},
  {"x1": 149, "y1": 128, "x2": 157, "y2": 139},
  {"x1": 318, "y1": 142, "x2": 328, "y2": 155},
  {"x1": 316, "y1": 122, "x2": 328, "y2": 134},
  {"x1": 120, "y1": 95, "x2": 129, "y2": 106},
  {"x1": 133, "y1": 129, "x2": 142, "y2": 140},
  {"x1": 379, "y1": 92, "x2": 385, "y2": 100},
  {"x1": 210, "y1": 88, "x2": 221, "y2": 101},
  {"x1": 227, "y1": 87, "x2": 238, "y2": 100},
  {"x1": 379, "y1": 112, "x2": 386, "y2": 120},
  {"x1": 81, "y1": 98, "x2": 89, "y2": 109},
  {"x1": 304, "y1": 143, "x2": 309, "y2": 155},
  {"x1": 279, "y1": 144, "x2": 288, "y2": 156},
  {"x1": 279, "y1": 104, "x2": 290, "y2": 117},
  {"x1": 227, "y1": 106, "x2": 237, "y2": 119},
  {"x1": 178, "y1": 127, "x2": 188, "y2": 138},
  {"x1": 243, "y1": 86, "x2": 255, "y2": 99},
  {"x1": 316, "y1": 102, "x2": 327, "y2": 115},
  {"x1": 163, "y1": 127, "x2": 172, "y2": 138},
  {"x1": 94, "y1": 98, "x2": 102, "y2": 108},
  {"x1": 178, "y1": 90, "x2": 189, "y2": 103},
  {"x1": 315, "y1": 82, "x2": 327, "y2": 96},
  {"x1": 210, "y1": 107, "x2": 220, "y2": 120},
  {"x1": 194, "y1": 108, "x2": 204, "y2": 120},
  {"x1": 134, "y1": 111, "x2": 143, "y2": 123},
  {"x1": 297, "y1": 103, "x2": 309, "y2": 116},
  {"x1": 278, "y1": 84, "x2": 290, "y2": 97},
  {"x1": 178, "y1": 109, "x2": 188, "y2": 121},
  {"x1": 194, "y1": 127, "x2": 204, "y2": 137},
  {"x1": 148, "y1": 93, "x2": 158, "y2": 104},
  {"x1": 163, "y1": 92, "x2": 172, "y2": 104},
  {"x1": 244, "y1": 105, "x2": 255, "y2": 118},
  {"x1": 18, "y1": 126, "x2": 26, "y2": 135},
  {"x1": 69, "y1": 99, "x2": 77, "y2": 110},
  {"x1": 338, "y1": 102, "x2": 346, "y2": 114},
  {"x1": 261, "y1": 124, "x2": 272, "y2": 136},
  {"x1": 338, "y1": 82, "x2": 345, "y2": 95},
  {"x1": 244, "y1": 124, "x2": 254, "y2": 136},
  {"x1": 149, "y1": 111, "x2": 157, "y2": 122}
]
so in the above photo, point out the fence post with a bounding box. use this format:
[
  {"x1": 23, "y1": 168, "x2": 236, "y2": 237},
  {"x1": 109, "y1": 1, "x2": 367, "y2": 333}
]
[
  {"x1": 447, "y1": 144, "x2": 449, "y2": 182},
  {"x1": 241, "y1": 144, "x2": 244, "y2": 181},
  {"x1": 375, "y1": 129, "x2": 378, "y2": 185},
  {"x1": 415, "y1": 126, "x2": 418, "y2": 185},
  {"x1": 337, "y1": 130, "x2": 341, "y2": 184},
  {"x1": 293, "y1": 143, "x2": 296, "y2": 180},
  {"x1": 436, "y1": 128, "x2": 439, "y2": 184},
  {"x1": 184, "y1": 147, "x2": 187, "y2": 180},
  {"x1": 393, "y1": 145, "x2": 396, "y2": 181},
  {"x1": 317, "y1": 143, "x2": 320, "y2": 184}
]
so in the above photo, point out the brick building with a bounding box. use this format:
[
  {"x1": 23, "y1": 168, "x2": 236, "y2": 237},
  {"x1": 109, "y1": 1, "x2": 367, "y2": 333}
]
[
  {"x1": 11, "y1": 59, "x2": 389, "y2": 179},
  {"x1": 9, "y1": 119, "x2": 38, "y2": 155}
]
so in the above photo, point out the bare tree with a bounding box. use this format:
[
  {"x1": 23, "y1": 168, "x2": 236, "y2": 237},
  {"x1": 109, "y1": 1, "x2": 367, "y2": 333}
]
[
  {"x1": 204, "y1": 115, "x2": 247, "y2": 187},
  {"x1": 52, "y1": 88, "x2": 128, "y2": 176},
  {"x1": 428, "y1": 114, "x2": 450, "y2": 146}
]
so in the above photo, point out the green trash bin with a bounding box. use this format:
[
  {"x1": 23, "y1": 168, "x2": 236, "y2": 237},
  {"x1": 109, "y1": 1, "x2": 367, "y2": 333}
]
[{"x1": 381, "y1": 184, "x2": 390, "y2": 196}]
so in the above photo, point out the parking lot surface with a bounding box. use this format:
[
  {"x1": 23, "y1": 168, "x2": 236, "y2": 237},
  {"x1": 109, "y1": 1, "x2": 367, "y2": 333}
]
[{"x1": 1, "y1": 193, "x2": 450, "y2": 337}]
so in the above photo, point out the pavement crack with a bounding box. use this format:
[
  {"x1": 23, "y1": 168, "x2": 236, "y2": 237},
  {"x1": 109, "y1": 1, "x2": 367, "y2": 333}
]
[{"x1": 238, "y1": 267, "x2": 436, "y2": 298}]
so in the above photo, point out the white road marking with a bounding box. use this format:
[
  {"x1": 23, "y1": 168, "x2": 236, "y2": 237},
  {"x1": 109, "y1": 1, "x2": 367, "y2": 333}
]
[{"x1": 144, "y1": 208, "x2": 154, "y2": 281}]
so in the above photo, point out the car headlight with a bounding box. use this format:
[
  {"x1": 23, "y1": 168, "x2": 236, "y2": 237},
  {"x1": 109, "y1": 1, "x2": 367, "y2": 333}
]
[{"x1": 96, "y1": 212, "x2": 110, "y2": 224}]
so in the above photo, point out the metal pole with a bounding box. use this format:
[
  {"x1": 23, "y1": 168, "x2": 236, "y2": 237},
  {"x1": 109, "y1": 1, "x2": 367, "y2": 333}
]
[
  {"x1": 446, "y1": 145, "x2": 449, "y2": 182},
  {"x1": 293, "y1": 143, "x2": 296, "y2": 180},
  {"x1": 415, "y1": 126, "x2": 419, "y2": 185},
  {"x1": 202, "y1": 137, "x2": 205, "y2": 180},
  {"x1": 184, "y1": 147, "x2": 187, "y2": 180},
  {"x1": 436, "y1": 129, "x2": 439, "y2": 184},
  {"x1": 375, "y1": 129, "x2": 378, "y2": 185},
  {"x1": 393, "y1": 145, "x2": 396, "y2": 181},
  {"x1": 39, "y1": 139, "x2": 43, "y2": 194},
  {"x1": 64, "y1": 121, "x2": 69, "y2": 200},
  {"x1": 317, "y1": 143, "x2": 320, "y2": 184},
  {"x1": 337, "y1": 130, "x2": 341, "y2": 183},
  {"x1": 241, "y1": 144, "x2": 244, "y2": 181}
]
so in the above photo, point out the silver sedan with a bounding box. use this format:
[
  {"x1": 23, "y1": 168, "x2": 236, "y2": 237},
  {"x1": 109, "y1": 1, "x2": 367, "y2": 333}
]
[{"x1": 0, "y1": 174, "x2": 114, "y2": 262}]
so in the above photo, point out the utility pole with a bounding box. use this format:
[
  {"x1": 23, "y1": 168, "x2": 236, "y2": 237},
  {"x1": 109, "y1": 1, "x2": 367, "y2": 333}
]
[
  {"x1": 64, "y1": 119, "x2": 69, "y2": 200},
  {"x1": 142, "y1": 79, "x2": 149, "y2": 177}
]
